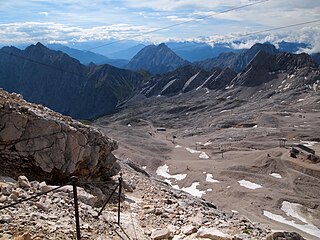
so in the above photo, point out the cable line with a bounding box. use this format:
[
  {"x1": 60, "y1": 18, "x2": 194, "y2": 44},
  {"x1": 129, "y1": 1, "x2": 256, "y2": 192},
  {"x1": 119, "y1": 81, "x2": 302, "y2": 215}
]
[
  {"x1": 69, "y1": 0, "x2": 270, "y2": 53},
  {"x1": 0, "y1": 18, "x2": 319, "y2": 78},
  {"x1": 0, "y1": 50, "x2": 83, "y2": 77},
  {"x1": 171, "y1": 19, "x2": 320, "y2": 51}
]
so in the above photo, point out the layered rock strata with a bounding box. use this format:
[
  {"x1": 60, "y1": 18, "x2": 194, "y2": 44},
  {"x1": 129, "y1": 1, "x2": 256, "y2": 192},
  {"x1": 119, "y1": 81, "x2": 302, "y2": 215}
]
[{"x1": 0, "y1": 89, "x2": 119, "y2": 183}]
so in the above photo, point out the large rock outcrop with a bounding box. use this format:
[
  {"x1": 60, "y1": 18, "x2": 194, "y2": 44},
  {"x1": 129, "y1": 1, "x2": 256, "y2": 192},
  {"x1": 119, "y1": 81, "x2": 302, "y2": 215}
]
[{"x1": 0, "y1": 89, "x2": 119, "y2": 183}]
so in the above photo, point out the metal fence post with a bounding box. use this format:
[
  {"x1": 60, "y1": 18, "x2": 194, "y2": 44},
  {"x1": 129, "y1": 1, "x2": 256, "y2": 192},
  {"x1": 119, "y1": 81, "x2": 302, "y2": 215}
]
[
  {"x1": 71, "y1": 176, "x2": 81, "y2": 240},
  {"x1": 117, "y1": 173, "x2": 123, "y2": 225}
]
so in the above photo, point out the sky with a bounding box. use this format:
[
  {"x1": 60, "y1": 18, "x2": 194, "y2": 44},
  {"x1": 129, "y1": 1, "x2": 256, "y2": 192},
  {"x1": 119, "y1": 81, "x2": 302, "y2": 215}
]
[{"x1": 0, "y1": 0, "x2": 320, "y2": 52}]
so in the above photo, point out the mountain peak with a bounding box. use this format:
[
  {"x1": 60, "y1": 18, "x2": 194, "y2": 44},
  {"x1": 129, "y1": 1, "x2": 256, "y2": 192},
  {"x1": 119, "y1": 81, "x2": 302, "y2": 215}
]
[
  {"x1": 31, "y1": 42, "x2": 47, "y2": 50},
  {"x1": 250, "y1": 43, "x2": 278, "y2": 53},
  {"x1": 25, "y1": 42, "x2": 49, "y2": 54},
  {"x1": 35, "y1": 42, "x2": 45, "y2": 47},
  {"x1": 158, "y1": 43, "x2": 168, "y2": 48},
  {"x1": 126, "y1": 43, "x2": 189, "y2": 74}
]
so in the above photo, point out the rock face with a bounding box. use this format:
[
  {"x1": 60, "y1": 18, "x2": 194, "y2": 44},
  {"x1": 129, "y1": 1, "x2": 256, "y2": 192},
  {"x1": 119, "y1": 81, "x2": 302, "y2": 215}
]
[{"x1": 0, "y1": 89, "x2": 119, "y2": 182}]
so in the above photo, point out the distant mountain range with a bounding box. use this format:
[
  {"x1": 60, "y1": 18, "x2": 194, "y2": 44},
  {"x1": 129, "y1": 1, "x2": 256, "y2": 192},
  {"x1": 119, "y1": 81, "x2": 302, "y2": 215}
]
[
  {"x1": 0, "y1": 43, "x2": 145, "y2": 119},
  {"x1": 108, "y1": 44, "x2": 146, "y2": 60},
  {"x1": 0, "y1": 41, "x2": 319, "y2": 120},
  {"x1": 42, "y1": 40, "x2": 313, "y2": 64},
  {"x1": 47, "y1": 44, "x2": 129, "y2": 68},
  {"x1": 194, "y1": 43, "x2": 279, "y2": 72},
  {"x1": 166, "y1": 42, "x2": 239, "y2": 62}
]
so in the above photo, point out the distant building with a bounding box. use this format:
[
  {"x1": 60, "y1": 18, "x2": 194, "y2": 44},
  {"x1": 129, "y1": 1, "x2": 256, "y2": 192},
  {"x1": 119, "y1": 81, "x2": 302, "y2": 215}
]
[
  {"x1": 156, "y1": 127, "x2": 166, "y2": 132},
  {"x1": 290, "y1": 144, "x2": 320, "y2": 163}
]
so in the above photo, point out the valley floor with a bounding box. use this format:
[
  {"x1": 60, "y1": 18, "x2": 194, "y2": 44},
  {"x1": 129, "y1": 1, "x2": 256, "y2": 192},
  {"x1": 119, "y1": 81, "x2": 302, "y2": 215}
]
[{"x1": 95, "y1": 89, "x2": 320, "y2": 240}]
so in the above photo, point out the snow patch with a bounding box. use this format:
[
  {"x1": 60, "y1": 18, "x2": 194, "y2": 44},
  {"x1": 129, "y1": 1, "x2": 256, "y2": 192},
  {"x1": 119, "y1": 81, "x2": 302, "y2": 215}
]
[
  {"x1": 186, "y1": 148, "x2": 209, "y2": 159},
  {"x1": 185, "y1": 147, "x2": 201, "y2": 154},
  {"x1": 264, "y1": 201, "x2": 320, "y2": 238},
  {"x1": 204, "y1": 141, "x2": 212, "y2": 146},
  {"x1": 175, "y1": 145, "x2": 182, "y2": 148},
  {"x1": 220, "y1": 110, "x2": 230, "y2": 113},
  {"x1": 252, "y1": 125, "x2": 258, "y2": 128},
  {"x1": 178, "y1": 182, "x2": 206, "y2": 198},
  {"x1": 199, "y1": 152, "x2": 209, "y2": 159},
  {"x1": 238, "y1": 180, "x2": 262, "y2": 189},
  {"x1": 283, "y1": 83, "x2": 292, "y2": 90},
  {"x1": 225, "y1": 84, "x2": 234, "y2": 90},
  {"x1": 270, "y1": 173, "x2": 282, "y2": 179},
  {"x1": 206, "y1": 174, "x2": 220, "y2": 183},
  {"x1": 156, "y1": 164, "x2": 187, "y2": 181},
  {"x1": 288, "y1": 74, "x2": 295, "y2": 79},
  {"x1": 300, "y1": 141, "x2": 317, "y2": 147},
  {"x1": 297, "y1": 99, "x2": 305, "y2": 102}
]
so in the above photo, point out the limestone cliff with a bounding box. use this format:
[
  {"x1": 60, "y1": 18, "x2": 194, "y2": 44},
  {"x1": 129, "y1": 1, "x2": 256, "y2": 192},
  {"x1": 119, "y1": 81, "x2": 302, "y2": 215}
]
[{"x1": 0, "y1": 89, "x2": 119, "y2": 183}]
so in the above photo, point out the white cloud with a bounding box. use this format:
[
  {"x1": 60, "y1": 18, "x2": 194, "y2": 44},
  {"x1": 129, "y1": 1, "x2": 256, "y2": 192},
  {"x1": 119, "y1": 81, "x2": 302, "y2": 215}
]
[
  {"x1": 0, "y1": 0, "x2": 319, "y2": 52},
  {"x1": 166, "y1": 15, "x2": 199, "y2": 22},
  {"x1": 192, "y1": 25, "x2": 320, "y2": 53},
  {"x1": 0, "y1": 22, "x2": 155, "y2": 44},
  {"x1": 121, "y1": 0, "x2": 255, "y2": 11},
  {"x1": 39, "y1": 12, "x2": 49, "y2": 16}
]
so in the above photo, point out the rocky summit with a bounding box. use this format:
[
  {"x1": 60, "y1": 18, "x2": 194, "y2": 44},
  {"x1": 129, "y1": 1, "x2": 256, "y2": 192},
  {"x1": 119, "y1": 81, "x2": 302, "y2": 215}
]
[{"x1": 0, "y1": 89, "x2": 119, "y2": 183}]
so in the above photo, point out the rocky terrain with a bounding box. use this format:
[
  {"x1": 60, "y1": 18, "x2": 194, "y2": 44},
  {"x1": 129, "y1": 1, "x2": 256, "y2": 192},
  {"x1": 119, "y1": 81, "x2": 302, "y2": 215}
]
[
  {"x1": 94, "y1": 51, "x2": 320, "y2": 239},
  {"x1": 0, "y1": 88, "x2": 310, "y2": 240},
  {"x1": 0, "y1": 89, "x2": 119, "y2": 182},
  {"x1": 0, "y1": 160, "x2": 289, "y2": 240}
]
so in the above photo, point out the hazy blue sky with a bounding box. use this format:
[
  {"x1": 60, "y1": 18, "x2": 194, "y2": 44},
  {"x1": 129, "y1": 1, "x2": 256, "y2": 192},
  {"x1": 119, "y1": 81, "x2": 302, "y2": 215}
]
[{"x1": 0, "y1": 0, "x2": 319, "y2": 52}]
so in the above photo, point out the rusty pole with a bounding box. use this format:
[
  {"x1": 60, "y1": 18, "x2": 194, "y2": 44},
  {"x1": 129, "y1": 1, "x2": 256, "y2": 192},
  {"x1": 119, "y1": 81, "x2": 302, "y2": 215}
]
[
  {"x1": 71, "y1": 176, "x2": 81, "y2": 240},
  {"x1": 117, "y1": 173, "x2": 123, "y2": 225}
]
